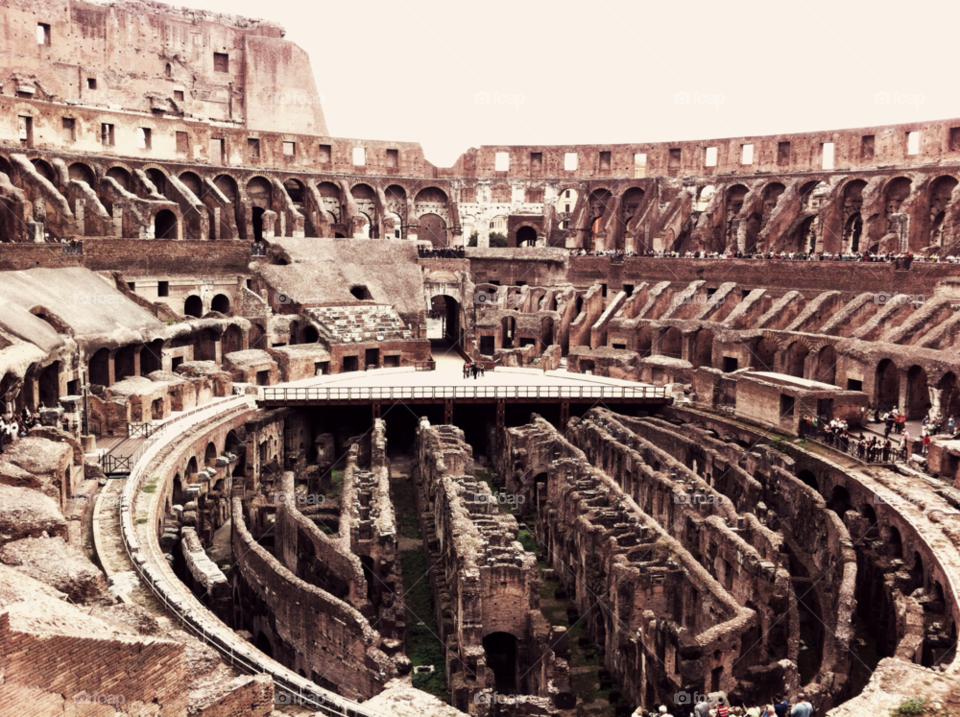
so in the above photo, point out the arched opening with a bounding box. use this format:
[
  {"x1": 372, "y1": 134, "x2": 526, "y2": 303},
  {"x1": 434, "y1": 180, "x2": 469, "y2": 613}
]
[
  {"x1": 937, "y1": 372, "x2": 960, "y2": 422},
  {"x1": 906, "y1": 364, "x2": 931, "y2": 419},
  {"x1": 482, "y1": 632, "x2": 519, "y2": 694},
  {"x1": 68, "y1": 162, "x2": 95, "y2": 186},
  {"x1": 302, "y1": 325, "x2": 319, "y2": 343},
  {"x1": 184, "y1": 295, "x2": 203, "y2": 318},
  {"x1": 211, "y1": 294, "x2": 230, "y2": 314},
  {"x1": 887, "y1": 527, "x2": 903, "y2": 558},
  {"x1": 636, "y1": 325, "x2": 652, "y2": 358},
  {"x1": 419, "y1": 213, "x2": 447, "y2": 247},
  {"x1": 186, "y1": 456, "x2": 198, "y2": 478},
  {"x1": 154, "y1": 209, "x2": 177, "y2": 239},
  {"x1": 350, "y1": 285, "x2": 372, "y2": 300},
  {"x1": 841, "y1": 180, "x2": 866, "y2": 253},
  {"x1": 797, "y1": 469, "x2": 818, "y2": 491},
  {"x1": 386, "y1": 212, "x2": 403, "y2": 239},
  {"x1": 517, "y1": 225, "x2": 537, "y2": 247},
  {"x1": 695, "y1": 184, "x2": 716, "y2": 212},
  {"x1": 828, "y1": 485, "x2": 853, "y2": 516},
  {"x1": 794, "y1": 215, "x2": 818, "y2": 254},
  {"x1": 783, "y1": 341, "x2": 809, "y2": 379},
  {"x1": 37, "y1": 361, "x2": 60, "y2": 407},
  {"x1": 115, "y1": 344, "x2": 140, "y2": 381},
  {"x1": 501, "y1": 315, "x2": 516, "y2": 349},
  {"x1": 172, "y1": 473, "x2": 184, "y2": 506},
  {"x1": 106, "y1": 166, "x2": 132, "y2": 191},
  {"x1": 251, "y1": 207, "x2": 266, "y2": 241},
  {"x1": 659, "y1": 327, "x2": 682, "y2": 359},
  {"x1": 89, "y1": 348, "x2": 110, "y2": 387},
  {"x1": 929, "y1": 176, "x2": 958, "y2": 248},
  {"x1": 205, "y1": 442, "x2": 218, "y2": 467},
  {"x1": 752, "y1": 337, "x2": 777, "y2": 372},
  {"x1": 875, "y1": 359, "x2": 900, "y2": 409},
  {"x1": 31, "y1": 159, "x2": 57, "y2": 184},
  {"x1": 222, "y1": 325, "x2": 243, "y2": 355},
  {"x1": 429, "y1": 295, "x2": 460, "y2": 343},
  {"x1": 813, "y1": 346, "x2": 837, "y2": 385},
  {"x1": 141, "y1": 339, "x2": 164, "y2": 376}
]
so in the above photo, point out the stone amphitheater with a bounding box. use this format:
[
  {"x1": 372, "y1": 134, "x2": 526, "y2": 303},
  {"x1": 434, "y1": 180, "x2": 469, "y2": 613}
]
[{"x1": 0, "y1": 1, "x2": 959, "y2": 716}]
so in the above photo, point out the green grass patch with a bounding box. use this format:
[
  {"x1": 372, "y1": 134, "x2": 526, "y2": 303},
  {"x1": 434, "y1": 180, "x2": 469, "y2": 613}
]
[
  {"x1": 401, "y1": 548, "x2": 448, "y2": 699},
  {"x1": 141, "y1": 483, "x2": 157, "y2": 494},
  {"x1": 891, "y1": 698, "x2": 927, "y2": 716},
  {"x1": 136, "y1": 517, "x2": 148, "y2": 524},
  {"x1": 517, "y1": 528, "x2": 538, "y2": 554}
]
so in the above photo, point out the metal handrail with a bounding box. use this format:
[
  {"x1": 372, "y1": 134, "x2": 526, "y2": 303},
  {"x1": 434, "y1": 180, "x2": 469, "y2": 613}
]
[
  {"x1": 115, "y1": 397, "x2": 390, "y2": 717},
  {"x1": 261, "y1": 384, "x2": 668, "y2": 402}
]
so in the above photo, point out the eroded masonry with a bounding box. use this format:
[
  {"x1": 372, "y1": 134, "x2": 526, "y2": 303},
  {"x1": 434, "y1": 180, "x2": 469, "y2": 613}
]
[{"x1": 2, "y1": 0, "x2": 960, "y2": 716}]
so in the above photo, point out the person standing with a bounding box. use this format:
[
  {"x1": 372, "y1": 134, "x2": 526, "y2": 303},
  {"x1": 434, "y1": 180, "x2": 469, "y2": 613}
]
[
  {"x1": 949, "y1": 415, "x2": 956, "y2": 435},
  {"x1": 790, "y1": 694, "x2": 812, "y2": 717},
  {"x1": 694, "y1": 696, "x2": 711, "y2": 717},
  {"x1": 773, "y1": 697, "x2": 789, "y2": 717},
  {"x1": 716, "y1": 697, "x2": 729, "y2": 717}
]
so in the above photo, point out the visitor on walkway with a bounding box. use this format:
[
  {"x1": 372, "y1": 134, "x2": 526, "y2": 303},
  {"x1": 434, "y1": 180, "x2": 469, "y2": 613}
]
[
  {"x1": 789, "y1": 695, "x2": 812, "y2": 717},
  {"x1": 896, "y1": 411, "x2": 906, "y2": 434},
  {"x1": 694, "y1": 695, "x2": 711, "y2": 717},
  {"x1": 949, "y1": 415, "x2": 956, "y2": 435},
  {"x1": 773, "y1": 696, "x2": 790, "y2": 717},
  {"x1": 922, "y1": 432, "x2": 930, "y2": 455},
  {"x1": 463, "y1": 363, "x2": 470, "y2": 379},
  {"x1": 715, "y1": 696, "x2": 729, "y2": 717},
  {"x1": 479, "y1": 363, "x2": 485, "y2": 378}
]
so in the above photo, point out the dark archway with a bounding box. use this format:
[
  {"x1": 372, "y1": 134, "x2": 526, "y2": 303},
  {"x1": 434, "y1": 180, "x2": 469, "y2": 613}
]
[
  {"x1": 875, "y1": 359, "x2": 900, "y2": 409},
  {"x1": 89, "y1": 348, "x2": 110, "y2": 387},
  {"x1": 154, "y1": 209, "x2": 177, "y2": 239},
  {"x1": 211, "y1": 294, "x2": 230, "y2": 314},
  {"x1": 502, "y1": 315, "x2": 516, "y2": 349},
  {"x1": 115, "y1": 344, "x2": 140, "y2": 382},
  {"x1": 184, "y1": 295, "x2": 203, "y2": 318},
  {"x1": 517, "y1": 226, "x2": 537, "y2": 247},
  {"x1": 906, "y1": 365, "x2": 931, "y2": 419},
  {"x1": 783, "y1": 341, "x2": 809, "y2": 379},
  {"x1": 659, "y1": 327, "x2": 682, "y2": 359},
  {"x1": 38, "y1": 361, "x2": 60, "y2": 407},
  {"x1": 482, "y1": 632, "x2": 519, "y2": 694},
  {"x1": 828, "y1": 485, "x2": 853, "y2": 516},
  {"x1": 798, "y1": 469, "x2": 818, "y2": 491},
  {"x1": 251, "y1": 206, "x2": 266, "y2": 242},
  {"x1": 813, "y1": 346, "x2": 837, "y2": 386},
  {"x1": 692, "y1": 329, "x2": 714, "y2": 369},
  {"x1": 752, "y1": 337, "x2": 777, "y2": 372}
]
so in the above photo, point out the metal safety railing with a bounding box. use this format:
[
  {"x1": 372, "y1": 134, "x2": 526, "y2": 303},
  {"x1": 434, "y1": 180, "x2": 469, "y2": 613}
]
[
  {"x1": 115, "y1": 396, "x2": 390, "y2": 716},
  {"x1": 261, "y1": 384, "x2": 668, "y2": 402}
]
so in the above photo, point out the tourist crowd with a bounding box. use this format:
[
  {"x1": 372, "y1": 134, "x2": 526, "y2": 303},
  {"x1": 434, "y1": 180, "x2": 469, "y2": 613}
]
[
  {"x1": 419, "y1": 245, "x2": 466, "y2": 259},
  {"x1": 463, "y1": 362, "x2": 486, "y2": 379},
  {"x1": 633, "y1": 693, "x2": 813, "y2": 717},
  {"x1": 570, "y1": 248, "x2": 959, "y2": 265},
  {"x1": 0, "y1": 406, "x2": 38, "y2": 454}
]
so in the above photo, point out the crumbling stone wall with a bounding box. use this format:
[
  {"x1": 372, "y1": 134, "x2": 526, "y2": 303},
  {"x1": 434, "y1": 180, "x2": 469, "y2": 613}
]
[
  {"x1": 230, "y1": 496, "x2": 398, "y2": 701},
  {"x1": 415, "y1": 419, "x2": 572, "y2": 713}
]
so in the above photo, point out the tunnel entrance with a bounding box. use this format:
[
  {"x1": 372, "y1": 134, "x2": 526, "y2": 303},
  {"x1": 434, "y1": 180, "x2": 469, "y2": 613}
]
[{"x1": 482, "y1": 632, "x2": 519, "y2": 694}]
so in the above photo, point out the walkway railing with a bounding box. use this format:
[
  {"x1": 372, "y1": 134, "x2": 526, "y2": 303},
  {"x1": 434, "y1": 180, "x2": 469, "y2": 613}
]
[
  {"x1": 116, "y1": 396, "x2": 390, "y2": 716},
  {"x1": 798, "y1": 421, "x2": 905, "y2": 464},
  {"x1": 261, "y1": 384, "x2": 668, "y2": 402}
]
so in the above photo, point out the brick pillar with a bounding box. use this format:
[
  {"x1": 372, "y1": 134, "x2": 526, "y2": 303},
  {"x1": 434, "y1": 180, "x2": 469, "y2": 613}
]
[{"x1": 107, "y1": 350, "x2": 117, "y2": 386}]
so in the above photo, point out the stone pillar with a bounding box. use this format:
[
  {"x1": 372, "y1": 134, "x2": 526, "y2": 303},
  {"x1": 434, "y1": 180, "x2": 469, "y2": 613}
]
[
  {"x1": 107, "y1": 350, "x2": 117, "y2": 387},
  {"x1": 213, "y1": 207, "x2": 221, "y2": 240}
]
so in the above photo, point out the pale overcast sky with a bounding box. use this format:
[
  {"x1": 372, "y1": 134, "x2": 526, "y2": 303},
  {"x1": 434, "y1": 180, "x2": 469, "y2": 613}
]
[{"x1": 176, "y1": 0, "x2": 959, "y2": 167}]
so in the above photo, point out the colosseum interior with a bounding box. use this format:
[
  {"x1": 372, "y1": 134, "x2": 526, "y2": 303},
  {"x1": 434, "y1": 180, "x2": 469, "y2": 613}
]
[{"x1": 1, "y1": 1, "x2": 960, "y2": 716}]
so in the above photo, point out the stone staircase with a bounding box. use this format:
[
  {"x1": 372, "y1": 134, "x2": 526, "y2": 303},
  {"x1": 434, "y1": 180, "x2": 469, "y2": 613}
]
[{"x1": 306, "y1": 305, "x2": 412, "y2": 344}]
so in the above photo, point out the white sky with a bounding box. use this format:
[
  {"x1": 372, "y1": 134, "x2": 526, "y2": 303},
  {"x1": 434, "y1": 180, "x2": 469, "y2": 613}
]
[{"x1": 175, "y1": 0, "x2": 960, "y2": 168}]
